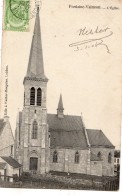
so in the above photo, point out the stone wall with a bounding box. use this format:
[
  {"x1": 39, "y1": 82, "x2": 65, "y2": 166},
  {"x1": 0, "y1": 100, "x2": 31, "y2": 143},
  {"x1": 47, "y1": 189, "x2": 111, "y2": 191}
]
[
  {"x1": 90, "y1": 161, "x2": 102, "y2": 176},
  {"x1": 50, "y1": 148, "x2": 88, "y2": 174},
  {"x1": 90, "y1": 147, "x2": 114, "y2": 176},
  {"x1": 15, "y1": 77, "x2": 50, "y2": 174},
  {"x1": 17, "y1": 105, "x2": 50, "y2": 174}
]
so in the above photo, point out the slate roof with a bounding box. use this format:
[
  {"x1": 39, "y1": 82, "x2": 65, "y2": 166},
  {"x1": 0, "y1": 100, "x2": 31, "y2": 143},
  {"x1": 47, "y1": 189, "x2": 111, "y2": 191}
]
[
  {"x1": 47, "y1": 114, "x2": 85, "y2": 131},
  {"x1": 50, "y1": 130, "x2": 87, "y2": 149},
  {"x1": 47, "y1": 114, "x2": 88, "y2": 149},
  {"x1": 1, "y1": 156, "x2": 22, "y2": 168},
  {"x1": 18, "y1": 112, "x2": 114, "y2": 149},
  {"x1": 0, "y1": 119, "x2": 6, "y2": 135},
  {"x1": 86, "y1": 129, "x2": 114, "y2": 148},
  {"x1": 0, "y1": 162, "x2": 6, "y2": 169}
]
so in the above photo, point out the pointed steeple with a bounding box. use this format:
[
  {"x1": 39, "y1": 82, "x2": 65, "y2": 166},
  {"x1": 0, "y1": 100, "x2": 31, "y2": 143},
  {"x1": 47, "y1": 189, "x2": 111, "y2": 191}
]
[
  {"x1": 58, "y1": 94, "x2": 64, "y2": 110},
  {"x1": 57, "y1": 94, "x2": 64, "y2": 118},
  {"x1": 25, "y1": 6, "x2": 47, "y2": 80}
]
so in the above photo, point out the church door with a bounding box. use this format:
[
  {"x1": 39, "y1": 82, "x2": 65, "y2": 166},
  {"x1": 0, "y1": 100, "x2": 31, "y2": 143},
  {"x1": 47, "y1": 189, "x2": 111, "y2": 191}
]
[{"x1": 29, "y1": 157, "x2": 38, "y2": 174}]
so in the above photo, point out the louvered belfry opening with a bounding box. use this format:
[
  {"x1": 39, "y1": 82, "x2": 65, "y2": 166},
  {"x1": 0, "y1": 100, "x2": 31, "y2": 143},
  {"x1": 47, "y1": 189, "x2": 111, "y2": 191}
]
[
  {"x1": 30, "y1": 87, "x2": 35, "y2": 105},
  {"x1": 37, "y1": 88, "x2": 42, "y2": 106}
]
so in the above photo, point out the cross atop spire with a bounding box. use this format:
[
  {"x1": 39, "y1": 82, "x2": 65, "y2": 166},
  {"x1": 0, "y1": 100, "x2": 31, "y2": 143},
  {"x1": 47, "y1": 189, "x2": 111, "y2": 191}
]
[
  {"x1": 57, "y1": 94, "x2": 64, "y2": 118},
  {"x1": 25, "y1": 6, "x2": 47, "y2": 81}
]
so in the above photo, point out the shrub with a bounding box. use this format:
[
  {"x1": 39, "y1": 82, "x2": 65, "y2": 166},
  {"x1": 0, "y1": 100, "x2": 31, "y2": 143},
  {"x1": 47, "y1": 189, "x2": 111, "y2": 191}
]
[
  {"x1": 13, "y1": 174, "x2": 19, "y2": 182},
  {"x1": 19, "y1": 172, "x2": 32, "y2": 181}
]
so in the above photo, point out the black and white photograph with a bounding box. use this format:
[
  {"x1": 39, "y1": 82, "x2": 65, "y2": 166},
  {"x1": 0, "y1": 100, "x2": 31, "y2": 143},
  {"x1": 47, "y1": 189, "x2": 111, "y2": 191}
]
[{"x1": 0, "y1": 0, "x2": 121, "y2": 192}]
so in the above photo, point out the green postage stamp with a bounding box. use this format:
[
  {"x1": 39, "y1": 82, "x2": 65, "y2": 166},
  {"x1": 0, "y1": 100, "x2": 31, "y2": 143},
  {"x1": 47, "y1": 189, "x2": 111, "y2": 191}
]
[{"x1": 4, "y1": 0, "x2": 29, "y2": 31}]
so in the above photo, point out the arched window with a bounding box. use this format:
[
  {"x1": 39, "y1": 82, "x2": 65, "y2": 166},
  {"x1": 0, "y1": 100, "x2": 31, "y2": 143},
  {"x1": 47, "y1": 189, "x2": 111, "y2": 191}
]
[
  {"x1": 75, "y1": 151, "x2": 79, "y2": 163},
  {"x1": 30, "y1": 87, "x2": 35, "y2": 105},
  {"x1": 97, "y1": 152, "x2": 102, "y2": 160},
  {"x1": 11, "y1": 145, "x2": 13, "y2": 155},
  {"x1": 108, "y1": 152, "x2": 112, "y2": 163},
  {"x1": 53, "y1": 151, "x2": 58, "y2": 163},
  {"x1": 37, "y1": 88, "x2": 42, "y2": 106},
  {"x1": 32, "y1": 120, "x2": 38, "y2": 139}
]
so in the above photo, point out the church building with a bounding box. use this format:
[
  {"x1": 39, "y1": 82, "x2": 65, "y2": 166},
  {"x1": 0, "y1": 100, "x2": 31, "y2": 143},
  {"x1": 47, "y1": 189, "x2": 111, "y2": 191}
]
[{"x1": 14, "y1": 7, "x2": 115, "y2": 177}]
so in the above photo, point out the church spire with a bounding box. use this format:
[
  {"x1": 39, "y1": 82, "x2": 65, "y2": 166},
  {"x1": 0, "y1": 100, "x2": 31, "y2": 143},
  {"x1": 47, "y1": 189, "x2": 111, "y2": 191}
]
[
  {"x1": 57, "y1": 94, "x2": 64, "y2": 118},
  {"x1": 25, "y1": 6, "x2": 47, "y2": 80}
]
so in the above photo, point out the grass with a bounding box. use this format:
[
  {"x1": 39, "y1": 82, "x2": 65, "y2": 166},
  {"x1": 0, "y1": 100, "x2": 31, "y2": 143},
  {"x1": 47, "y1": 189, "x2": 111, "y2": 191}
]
[{"x1": 0, "y1": 172, "x2": 119, "y2": 190}]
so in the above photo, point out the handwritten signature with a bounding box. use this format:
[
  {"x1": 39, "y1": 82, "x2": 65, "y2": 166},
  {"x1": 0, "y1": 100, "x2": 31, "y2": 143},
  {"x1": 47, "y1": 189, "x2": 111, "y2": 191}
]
[{"x1": 69, "y1": 26, "x2": 113, "y2": 54}]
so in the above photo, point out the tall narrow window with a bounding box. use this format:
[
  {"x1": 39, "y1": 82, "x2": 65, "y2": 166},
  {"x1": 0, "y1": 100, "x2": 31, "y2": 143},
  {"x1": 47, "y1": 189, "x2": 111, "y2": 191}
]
[
  {"x1": 75, "y1": 151, "x2": 79, "y2": 163},
  {"x1": 11, "y1": 145, "x2": 13, "y2": 155},
  {"x1": 37, "y1": 88, "x2": 42, "y2": 106},
  {"x1": 30, "y1": 87, "x2": 35, "y2": 105},
  {"x1": 32, "y1": 120, "x2": 38, "y2": 139},
  {"x1": 53, "y1": 151, "x2": 58, "y2": 163},
  {"x1": 97, "y1": 152, "x2": 102, "y2": 160},
  {"x1": 108, "y1": 152, "x2": 112, "y2": 163}
]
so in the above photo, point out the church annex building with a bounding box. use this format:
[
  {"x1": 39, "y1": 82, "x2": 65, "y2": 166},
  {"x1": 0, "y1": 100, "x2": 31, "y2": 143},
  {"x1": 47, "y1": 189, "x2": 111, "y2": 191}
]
[{"x1": 13, "y1": 8, "x2": 115, "y2": 177}]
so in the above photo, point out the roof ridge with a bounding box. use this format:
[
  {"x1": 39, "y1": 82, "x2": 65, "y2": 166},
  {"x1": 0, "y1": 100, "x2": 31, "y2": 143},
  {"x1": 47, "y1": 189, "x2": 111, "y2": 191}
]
[
  {"x1": 47, "y1": 113, "x2": 82, "y2": 117},
  {"x1": 50, "y1": 129, "x2": 84, "y2": 131},
  {"x1": 86, "y1": 129, "x2": 101, "y2": 131}
]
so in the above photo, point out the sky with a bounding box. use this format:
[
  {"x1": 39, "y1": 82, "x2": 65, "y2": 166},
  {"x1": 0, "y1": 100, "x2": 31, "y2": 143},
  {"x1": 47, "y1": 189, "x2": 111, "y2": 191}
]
[{"x1": 0, "y1": 0, "x2": 122, "y2": 149}]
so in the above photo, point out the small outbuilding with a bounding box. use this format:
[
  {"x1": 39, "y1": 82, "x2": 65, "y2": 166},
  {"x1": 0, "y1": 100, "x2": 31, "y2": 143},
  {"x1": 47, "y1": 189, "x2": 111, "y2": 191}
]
[{"x1": 0, "y1": 156, "x2": 22, "y2": 182}]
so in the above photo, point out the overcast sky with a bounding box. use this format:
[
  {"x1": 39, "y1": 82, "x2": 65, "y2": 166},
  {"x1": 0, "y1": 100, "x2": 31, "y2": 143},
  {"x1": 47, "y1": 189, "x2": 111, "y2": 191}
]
[{"x1": 0, "y1": 0, "x2": 122, "y2": 149}]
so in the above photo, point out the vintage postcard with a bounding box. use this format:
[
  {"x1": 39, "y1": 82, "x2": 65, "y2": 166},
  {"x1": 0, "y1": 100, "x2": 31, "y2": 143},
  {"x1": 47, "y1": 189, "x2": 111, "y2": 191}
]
[{"x1": 0, "y1": 0, "x2": 122, "y2": 192}]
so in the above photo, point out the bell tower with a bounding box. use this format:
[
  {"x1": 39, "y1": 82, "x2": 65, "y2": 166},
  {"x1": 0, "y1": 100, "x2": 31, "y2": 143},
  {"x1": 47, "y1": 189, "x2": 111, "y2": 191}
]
[
  {"x1": 18, "y1": 6, "x2": 50, "y2": 174},
  {"x1": 23, "y1": 5, "x2": 48, "y2": 108}
]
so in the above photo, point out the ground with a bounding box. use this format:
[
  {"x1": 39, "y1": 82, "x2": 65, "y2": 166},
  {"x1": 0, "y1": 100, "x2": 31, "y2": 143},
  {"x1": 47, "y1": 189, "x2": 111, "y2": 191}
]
[{"x1": 0, "y1": 172, "x2": 119, "y2": 190}]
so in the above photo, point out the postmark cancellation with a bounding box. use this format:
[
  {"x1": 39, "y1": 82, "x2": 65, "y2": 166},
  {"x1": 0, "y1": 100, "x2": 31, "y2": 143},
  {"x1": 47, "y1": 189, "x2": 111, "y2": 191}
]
[{"x1": 3, "y1": 0, "x2": 41, "y2": 31}]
